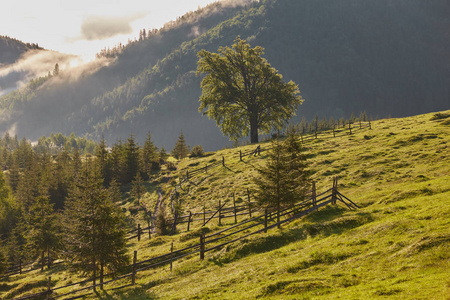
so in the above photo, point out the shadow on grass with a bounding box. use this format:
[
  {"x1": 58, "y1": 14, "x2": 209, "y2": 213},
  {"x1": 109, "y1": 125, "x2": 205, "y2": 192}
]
[{"x1": 209, "y1": 206, "x2": 372, "y2": 266}]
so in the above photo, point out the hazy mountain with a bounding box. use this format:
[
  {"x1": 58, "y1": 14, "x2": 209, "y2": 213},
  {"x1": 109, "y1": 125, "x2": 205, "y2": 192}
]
[
  {"x1": 0, "y1": 36, "x2": 43, "y2": 95},
  {"x1": 1, "y1": 0, "x2": 449, "y2": 150}
]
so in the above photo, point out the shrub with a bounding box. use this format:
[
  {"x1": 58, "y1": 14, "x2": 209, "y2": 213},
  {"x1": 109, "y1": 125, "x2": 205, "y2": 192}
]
[{"x1": 189, "y1": 145, "x2": 205, "y2": 158}]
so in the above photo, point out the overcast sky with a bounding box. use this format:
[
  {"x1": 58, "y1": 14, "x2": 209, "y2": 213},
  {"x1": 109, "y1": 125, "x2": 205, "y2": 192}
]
[{"x1": 1, "y1": 0, "x2": 221, "y2": 60}]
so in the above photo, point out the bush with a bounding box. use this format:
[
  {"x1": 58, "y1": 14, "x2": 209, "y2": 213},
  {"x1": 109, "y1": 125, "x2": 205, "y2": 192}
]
[
  {"x1": 167, "y1": 162, "x2": 177, "y2": 171},
  {"x1": 189, "y1": 145, "x2": 205, "y2": 158}
]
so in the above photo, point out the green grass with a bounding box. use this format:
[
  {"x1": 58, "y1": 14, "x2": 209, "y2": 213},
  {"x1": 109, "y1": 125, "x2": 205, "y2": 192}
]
[{"x1": 2, "y1": 111, "x2": 449, "y2": 299}]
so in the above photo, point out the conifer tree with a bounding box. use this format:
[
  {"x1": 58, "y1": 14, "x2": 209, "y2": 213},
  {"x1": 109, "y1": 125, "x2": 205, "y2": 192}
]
[
  {"x1": 109, "y1": 139, "x2": 125, "y2": 184},
  {"x1": 123, "y1": 134, "x2": 140, "y2": 184},
  {"x1": 141, "y1": 132, "x2": 159, "y2": 178},
  {"x1": 171, "y1": 131, "x2": 189, "y2": 160},
  {"x1": 26, "y1": 196, "x2": 60, "y2": 270},
  {"x1": 63, "y1": 167, "x2": 129, "y2": 276},
  {"x1": 131, "y1": 173, "x2": 144, "y2": 205},
  {"x1": 254, "y1": 131, "x2": 310, "y2": 226},
  {"x1": 95, "y1": 138, "x2": 111, "y2": 186}
]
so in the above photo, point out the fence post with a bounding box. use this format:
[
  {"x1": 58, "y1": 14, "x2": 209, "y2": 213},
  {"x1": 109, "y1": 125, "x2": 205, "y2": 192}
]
[
  {"x1": 137, "y1": 224, "x2": 141, "y2": 241},
  {"x1": 170, "y1": 242, "x2": 174, "y2": 272},
  {"x1": 349, "y1": 122, "x2": 352, "y2": 135},
  {"x1": 369, "y1": 120, "x2": 372, "y2": 129},
  {"x1": 200, "y1": 234, "x2": 205, "y2": 260},
  {"x1": 186, "y1": 170, "x2": 189, "y2": 180},
  {"x1": 332, "y1": 177, "x2": 338, "y2": 205},
  {"x1": 187, "y1": 211, "x2": 192, "y2": 232},
  {"x1": 333, "y1": 126, "x2": 336, "y2": 138},
  {"x1": 218, "y1": 200, "x2": 222, "y2": 226},
  {"x1": 222, "y1": 156, "x2": 225, "y2": 167},
  {"x1": 247, "y1": 188, "x2": 252, "y2": 218},
  {"x1": 172, "y1": 211, "x2": 178, "y2": 234},
  {"x1": 132, "y1": 250, "x2": 137, "y2": 285},
  {"x1": 46, "y1": 277, "x2": 52, "y2": 300},
  {"x1": 360, "y1": 120, "x2": 362, "y2": 129},
  {"x1": 315, "y1": 130, "x2": 317, "y2": 139},
  {"x1": 240, "y1": 150, "x2": 242, "y2": 161},
  {"x1": 301, "y1": 134, "x2": 303, "y2": 143},
  {"x1": 233, "y1": 192, "x2": 237, "y2": 224},
  {"x1": 100, "y1": 262, "x2": 104, "y2": 290},
  {"x1": 147, "y1": 216, "x2": 152, "y2": 239},
  {"x1": 47, "y1": 246, "x2": 51, "y2": 269},
  {"x1": 264, "y1": 208, "x2": 268, "y2": 233},
  {"x1": 312, "y1": 181, "x2": 316, "y2": 207},
  {"x1": 203, "y1": 206, "x2": 206, "y2": 226}
]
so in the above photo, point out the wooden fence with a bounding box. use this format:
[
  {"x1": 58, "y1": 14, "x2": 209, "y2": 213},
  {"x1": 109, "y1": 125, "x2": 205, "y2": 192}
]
[
  {"x1": 2, "y1": 121, "x2": 372, "y2": 281},
  {"x1": 13, "y1": 180, "x2": 358, "y2": 300}
]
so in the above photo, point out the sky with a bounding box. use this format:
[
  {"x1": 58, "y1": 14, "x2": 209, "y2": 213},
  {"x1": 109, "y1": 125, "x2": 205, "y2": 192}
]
[{"x1": 0, "y1": 0, "x2": 222, "y2": 61}]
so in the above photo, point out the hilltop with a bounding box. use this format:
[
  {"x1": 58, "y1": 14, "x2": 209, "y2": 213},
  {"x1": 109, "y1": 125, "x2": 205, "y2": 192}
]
[
  {"x1": 2, "y1": 111, "x2": 449, "y2": 299},
  {"x1": 0, "y1": 0, "x2": 449, "y2": 150}
]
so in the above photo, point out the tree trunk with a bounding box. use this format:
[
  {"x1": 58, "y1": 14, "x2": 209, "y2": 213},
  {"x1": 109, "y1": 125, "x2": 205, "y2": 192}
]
[{"x1": 250, "y1": 116, "x2": 258, "y2": 143}]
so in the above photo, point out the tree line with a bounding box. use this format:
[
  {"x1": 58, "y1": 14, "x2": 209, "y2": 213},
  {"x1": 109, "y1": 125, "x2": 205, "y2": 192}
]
[{"x1": 0, "y1": 129, "x2": 196, "y2": 277}]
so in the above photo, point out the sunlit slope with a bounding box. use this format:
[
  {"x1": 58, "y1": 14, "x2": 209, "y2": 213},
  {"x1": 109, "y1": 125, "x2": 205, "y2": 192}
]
[{"x1": 126, "y1": 111, "x2": 449, "y2": 299}]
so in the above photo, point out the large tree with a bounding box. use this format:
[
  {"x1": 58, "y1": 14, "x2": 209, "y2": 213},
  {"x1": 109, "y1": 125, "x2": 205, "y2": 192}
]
[{"x1": 197, "y1": 37, "x2": 303, "y2": 143}]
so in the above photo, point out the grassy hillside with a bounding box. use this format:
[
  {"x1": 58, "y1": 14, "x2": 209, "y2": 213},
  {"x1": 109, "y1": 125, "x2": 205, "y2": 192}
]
[{"x1": 2, "y1": 111, "x2": 449, "y2": 299}]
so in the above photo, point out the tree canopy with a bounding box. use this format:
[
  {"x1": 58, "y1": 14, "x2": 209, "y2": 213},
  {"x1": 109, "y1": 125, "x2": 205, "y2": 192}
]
[{"x1": 197, "y1": 37, "x2": 303, "y2": 143}]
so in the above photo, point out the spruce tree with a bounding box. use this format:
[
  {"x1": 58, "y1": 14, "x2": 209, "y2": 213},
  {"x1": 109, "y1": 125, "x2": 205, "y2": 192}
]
[
  {"x1": 254, "y1": 132, "x2": 310, "y2": 225},
  {"x1": 141, "y1": 132, "x2": 159, "y2": 178},
  {"x1": 95, "y1": 138, "x2": 111, "y2": 186},
  {"x1": 171, "y1": 131, "x2": 189, "y2": 160},
  {"x1": 26, "y1": 196, "x2": 60, "y2": 270},
  {"x1": 131, "y1": 173, "x2": 144, "y2": 205},
  {"x1": 123, "y1": 134, "x2": 140, "y2": 184},
  {"x1": 63, "y1": 167, "x2": 129, "y2": 276}
]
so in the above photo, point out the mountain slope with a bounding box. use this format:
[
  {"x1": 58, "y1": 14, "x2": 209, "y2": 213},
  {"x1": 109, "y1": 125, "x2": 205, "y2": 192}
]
[
  {"x1": 0, "y1": 36, "x2": 43, "y2": 95},
  {"x1": 1, "y1": 0, "x2": 449, "y2": 150}
]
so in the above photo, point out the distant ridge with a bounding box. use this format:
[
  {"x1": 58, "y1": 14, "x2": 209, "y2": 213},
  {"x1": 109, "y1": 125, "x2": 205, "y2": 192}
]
[{"x1": 0, "y1": 0, "x2": 449, "y2": 151}]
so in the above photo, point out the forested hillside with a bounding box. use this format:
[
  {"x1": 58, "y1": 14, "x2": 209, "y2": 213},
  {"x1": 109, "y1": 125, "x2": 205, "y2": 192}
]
[
  {"x1": 0, "y1": 36, "x2": 43, "y2": 95},
  {"x1": 0, "y1": 0, "x2": 449, "y2": 150}
]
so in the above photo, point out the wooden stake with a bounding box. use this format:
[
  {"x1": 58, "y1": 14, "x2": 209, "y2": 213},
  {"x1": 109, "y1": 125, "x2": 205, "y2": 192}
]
[
  {"x1": 264, "y1": 208, "x2": 268, "y2": 233},
  {"x1": 203, "y1": 206, "x2": 206, "y2": 226},
  {"x1": 312, "y1": 181, "x2": 317, "y2": 207},
  {"x1": 218, "y1": 200, "x2": 222, "y2": 226},
  {"x1": 200, "y1": 235, "x2": 205, "y2": 260},
  {"x1": 233, "y1": 193, "x2": 237, "y2": 224},
  {"x1": 187, "y1": 211, "x2": 192, "y2": 231},
  {"x1": 247, "y1": 188, "x2": 252, "y2": 217},
  {"x1": 170, "y1": 243, "x2": 174, "y2": 272},
  {"x1": 137, "y1": 224, "x2": 141, "y2": 241},
  {"x1": 132, "y1": 251, "x2": 137, "y2": 285},
  {"x1": 46, "y1": 277, "x2": 51, "y2": 300}
]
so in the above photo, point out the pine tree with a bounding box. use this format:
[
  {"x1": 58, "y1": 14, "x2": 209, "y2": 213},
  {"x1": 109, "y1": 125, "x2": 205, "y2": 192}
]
[
  {"x1": 95, "y1": 138, "x2": 111, "y2": 186},
  {"x1": 26, "y1": 196, "x2": 60, "y2": 270},
  {"x1": 171, "y1": 131, "x2": 189, "y2": 160},
  {"x1": 131, "y1": 173, "x2": 144, "y2": 205},
  {"x1": 63, "y1": 167, "x2": 129, "y2": 276},
  {"x1": 254, "y1": 131, "x2": 310, "y2": 226},
  {"x1": 141, "y1": 132, "x2": 159, "y2": 178},
  {"x1": 123, "y1": 134, "x2": 140, "y2": 184}
]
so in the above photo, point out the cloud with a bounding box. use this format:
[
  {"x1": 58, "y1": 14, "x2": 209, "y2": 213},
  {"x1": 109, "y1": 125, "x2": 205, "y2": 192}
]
[
  {"x1": 74, "y1": 14, "x2": 147, "y2": 41},
  {"x1": 0, "y1": 49, "x2": 113, "y2": 94},
  {"x1": 0, "y1": 50, "x2": 76, "y2": 84}
]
